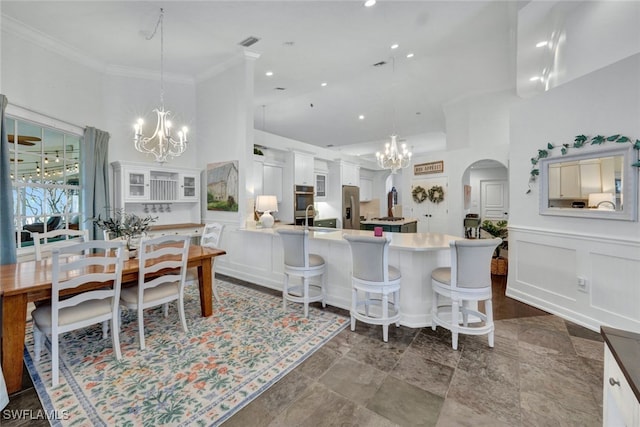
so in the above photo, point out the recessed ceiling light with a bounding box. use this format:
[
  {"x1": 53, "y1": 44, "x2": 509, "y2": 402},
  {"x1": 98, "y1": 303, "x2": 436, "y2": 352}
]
[
  {"x1": 364, "y1": 0, "x2": 376, "y2": 7},
  {"x1": 391, "y1": 43, "x2": 399, "y2": 50},
  {"x1": 536, "y1": 41, "x2": 549, "y2": 48},
  {"x1": 265, "y1": 71, "x2": 273, "y2": 76},
  {"x1": 321, "y1": 82, "x2": 328, "y2": 87},
  {"x1": 406, "y1": 53, "x2": 414, "y2": 58},
  {"x1": 529, "y1": 76, "x2": 541, "y2": 82},
  {"x1": 358, "y1": 115, "x2": 365, "y2": 120}
]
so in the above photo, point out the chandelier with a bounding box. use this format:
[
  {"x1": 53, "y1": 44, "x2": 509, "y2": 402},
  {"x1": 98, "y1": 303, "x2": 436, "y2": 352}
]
[
  {"x1": 134, "y1": 8, "x2": 188, "y2": 163},
  {"x1": 376, "y1": 135, "x2": 412, "y2": 174},
  {"x1": 375, "y1": 57, "x2": 411, "y2": 174}
]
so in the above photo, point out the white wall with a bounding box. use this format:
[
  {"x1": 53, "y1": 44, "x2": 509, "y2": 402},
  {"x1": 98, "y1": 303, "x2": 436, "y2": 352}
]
[
  {"x1": 468, "y1": 166, "x2": 508, "y2": 216},
  {"x1": 509, "y1": 53, "x2": 640, "y2": 332}
]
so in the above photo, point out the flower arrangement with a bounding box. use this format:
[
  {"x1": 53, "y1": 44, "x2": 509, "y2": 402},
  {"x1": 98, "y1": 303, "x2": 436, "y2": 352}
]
[{"x1": 90, "y1": 209, "x2": 157, "y2": 250}]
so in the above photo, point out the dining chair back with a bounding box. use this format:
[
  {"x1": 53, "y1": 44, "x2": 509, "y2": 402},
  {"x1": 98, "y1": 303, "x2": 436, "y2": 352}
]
[
  {"x1": 344, "y1": 234, "x2": 401, "y2": 342},
  {"x1": 32, "y1": 229, "x2": 89, "y2": 261},
  {"x1": 120, "y1": 234, "x2": 190, "y2": 350},
  {"x1": 185, "y1": 223, "x2": 225, "y2": 300},
  {"x1": 31, "y1": 240, "x2": 126, "y2": 386},
  {"x1": 277, "y1": 228, "x2": 326, "y2": 318},
  {"x1": 431, "y1": 237, "x2": 502, "y2": 350}
]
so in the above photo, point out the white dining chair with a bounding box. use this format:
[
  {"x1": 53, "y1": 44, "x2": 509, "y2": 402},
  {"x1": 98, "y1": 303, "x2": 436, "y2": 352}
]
[
  {"x1": 31, "y1": 240, "x2": 126, "y2": 386},
  {"x1": 431, "y1": 238, "x2": 502, "y2": 350},
  {"x1": 344, "y1": 233, "x2": 401, "y2": 342},
  {"x1": 277, "y1": 228, "x2": 326, "y2": 318},
  {"x1": 120, "y1": 234, "x2": 190, "y2": 350},
  {"x1": 185, "y1": 223, "x2": 224, "y2": 301},
  {"x1": 32, "y1": 228, "x2": 89, "y2": 261}
]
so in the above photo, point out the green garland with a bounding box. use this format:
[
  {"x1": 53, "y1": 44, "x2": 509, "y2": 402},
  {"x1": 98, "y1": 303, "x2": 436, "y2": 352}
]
[
  {"x1": 527, "y1": 134, "x2": 640, "y2": 194},
  {"x1": 427, "y1": 185, "x2": 445, "y2": 204},
  {"x1": 412, "y1": 186, "x2": 427, "y2": 203}
]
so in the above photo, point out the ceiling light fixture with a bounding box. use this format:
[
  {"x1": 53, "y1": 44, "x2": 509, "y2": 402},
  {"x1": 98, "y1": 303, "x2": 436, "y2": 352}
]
[
  {"x1": 530, "y1": 76, "x2": 541, "y2": 81},
  {"x1": 536, "y1": 41, "x2": 549, "y2": 48},
  {"x1": 391, "y1": 44, "x2": 399, "y2": 49},
  {"x1": 364, "y1": 0, "x2": 376, "y2": 7},
  {"x1": 55, "y1": 151, "x2": 60, "y2": 162},
  {"x1": 265, "y1": 71, "x2": 274, "y2": 76},
  {"x1": 321, "y1": 82, "x2": 327, "y2": 87},
  {"x1": 376, "y1": 57, "x2": 412, "y2": 174},
  {"x1": 134, "y1": 8, "x2": 188, "y2": 163},
  {"x1": 358, "y1": 115, "x2": 365, "y2": 120},
  {"x1": 406, "y1": 53, "x2": 414, "y2": 58}
]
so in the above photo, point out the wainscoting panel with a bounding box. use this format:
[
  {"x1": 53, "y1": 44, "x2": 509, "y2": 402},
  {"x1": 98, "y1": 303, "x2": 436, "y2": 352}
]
[{"x1": 508, "y1": 226, "x2": 640, "y2": 332}]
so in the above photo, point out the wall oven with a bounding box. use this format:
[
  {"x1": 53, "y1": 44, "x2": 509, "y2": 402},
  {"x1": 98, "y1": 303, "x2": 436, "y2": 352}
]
[{"x1": 294, "y1": 185, "x2": 315, "y2": 219}]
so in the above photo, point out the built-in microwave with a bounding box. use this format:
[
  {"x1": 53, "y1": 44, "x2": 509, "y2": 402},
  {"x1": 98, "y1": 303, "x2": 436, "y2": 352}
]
[{"x1": 294, "y1": 185, "x2": 314, "y2": 218}]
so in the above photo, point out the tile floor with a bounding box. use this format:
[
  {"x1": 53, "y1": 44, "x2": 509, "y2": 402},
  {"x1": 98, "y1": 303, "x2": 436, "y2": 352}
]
[{"x1": 4, "y1": 275, "x2": 604, "y2": 426}]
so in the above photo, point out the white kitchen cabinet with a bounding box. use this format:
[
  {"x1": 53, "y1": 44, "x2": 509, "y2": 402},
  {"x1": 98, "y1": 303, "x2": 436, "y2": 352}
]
[
  {"x1": 294, "y1": 152, "x2": 314, "y2": 186},
  {"x1": 580, "y1": 161, "x2": 602, "y2": 197},
  {"x1": 548, "y1": 165, "x2": 561, "y2": 199},
  {"x1": 360, "y1": 178, "x2": 373, "y2": 201},
  {"x1": 341, "y1": 161, "x2": 360, "y2": 186},
  {"x1": 112, "y1": 161, "x2": 201, "y2": 206},
  {"x1": 549, "y1": 163, "x2": 581, "y2": 199},
  {"x1": 604, "y1": 345, "x2": 639, "y2": 426},
  {"x1": 315, "y1": 173, "x2": 327, "y2": 198},
  {"x1": 263, "y1": 164, "x2": 283, "y2": 202},
  {"x1": 179, "y1": 173, "x2": 199, "y2": 201}
]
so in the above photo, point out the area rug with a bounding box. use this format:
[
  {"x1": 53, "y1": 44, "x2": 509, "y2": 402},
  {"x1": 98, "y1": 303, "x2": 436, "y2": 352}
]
[{"x1": 24, "y1": 279, "x2": 348, "y2": 426}]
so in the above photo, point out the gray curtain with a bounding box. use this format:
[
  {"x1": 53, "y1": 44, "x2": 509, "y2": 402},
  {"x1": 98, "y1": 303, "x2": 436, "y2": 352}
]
[
  {"x1": 0, "y1": 94, "x2": 17, "y2": 265},
  {"x1": 81, "y1": 127, "x2": 110, "y2": 240}
]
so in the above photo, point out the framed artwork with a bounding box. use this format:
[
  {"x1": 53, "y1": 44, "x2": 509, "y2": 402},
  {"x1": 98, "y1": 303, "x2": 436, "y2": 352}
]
[
  {"x1": 207, "y1": 161, "x2": 239, "y2": 211},
  {"x1": 464, "y1": 185, "x2": 471, "y2": 209}
]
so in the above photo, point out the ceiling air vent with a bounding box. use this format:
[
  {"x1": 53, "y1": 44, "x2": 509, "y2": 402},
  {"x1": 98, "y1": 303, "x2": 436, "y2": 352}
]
[
  {"x1": 274, "y1": 87, "x2": 286, "y2": 91},
  {"x1": 238, "y1": 36, "x2": 261, "y2": 47},
  {"x1": 373, "y1": 61, "x2": 387, "y2": 67}
]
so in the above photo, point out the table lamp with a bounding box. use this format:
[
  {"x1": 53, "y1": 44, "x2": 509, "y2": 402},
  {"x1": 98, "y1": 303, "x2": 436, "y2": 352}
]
[{"x1": 256, "y1": 195, "x2": 278, "y2": 228}]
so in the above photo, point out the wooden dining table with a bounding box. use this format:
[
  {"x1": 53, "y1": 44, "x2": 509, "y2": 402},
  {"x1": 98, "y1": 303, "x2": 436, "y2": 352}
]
[{"x1": 0, "y1": 245, "x2": 225, "y2": 394}]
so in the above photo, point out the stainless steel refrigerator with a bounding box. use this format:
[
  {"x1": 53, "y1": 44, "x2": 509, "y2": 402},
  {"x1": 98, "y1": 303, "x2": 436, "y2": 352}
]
[{"x1": 342, "y1": 185, "x2": 360, "y2": 229}]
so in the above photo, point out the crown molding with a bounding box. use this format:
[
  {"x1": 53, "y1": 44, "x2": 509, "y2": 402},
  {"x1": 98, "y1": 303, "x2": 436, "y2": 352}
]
[
  {"x1": 2, "y1": 14, "x2": 105, "y2": 72},
  {"x1": 195, "y1": 54, "x2": 244, "y2": 83}
]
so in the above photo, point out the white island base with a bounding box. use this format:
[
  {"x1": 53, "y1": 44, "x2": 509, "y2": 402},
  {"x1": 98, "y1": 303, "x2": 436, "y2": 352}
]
[{"x1": 215, "y1": 224, "x2": 461, "y2": 328}]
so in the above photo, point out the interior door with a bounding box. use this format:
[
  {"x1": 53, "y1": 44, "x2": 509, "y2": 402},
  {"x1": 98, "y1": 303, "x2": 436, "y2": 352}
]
[
  {"x1": 410, "y1": 177, "x2": 448, "y2": 233},
  {"x1": 481, "y1": 179, "x2": 509, "y2": 220}
]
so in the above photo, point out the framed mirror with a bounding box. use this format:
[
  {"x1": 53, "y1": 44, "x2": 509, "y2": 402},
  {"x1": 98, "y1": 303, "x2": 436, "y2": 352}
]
[{"x1": 539, "y1": 144, "x2": 638, "y2": 220}]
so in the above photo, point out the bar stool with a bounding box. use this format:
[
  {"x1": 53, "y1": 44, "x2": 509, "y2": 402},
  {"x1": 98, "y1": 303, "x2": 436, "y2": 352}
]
[
  {"x1": 277, "y1": 228, "x2": 326, "y2": 318},
  {"x1": 344, "y1": 234, "x2": 401, "y2": 342},
  {"x1": 431, "y1": 238, "x2": 502, "y2": 350}
]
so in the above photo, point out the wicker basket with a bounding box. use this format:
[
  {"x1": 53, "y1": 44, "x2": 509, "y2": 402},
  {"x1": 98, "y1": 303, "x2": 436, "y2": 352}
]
[{"x1": 491, "y1": 257, "x2": 508, "y2": 275}]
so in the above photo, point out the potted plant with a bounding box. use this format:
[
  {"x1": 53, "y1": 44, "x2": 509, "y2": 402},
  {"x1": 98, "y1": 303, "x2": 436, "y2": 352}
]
[
  {"x1": 480, "y1": 219, "x2": 509, "y2": 275},
  {"x1": 90, "y1": 209, "x2": 157, "y2": 253}
]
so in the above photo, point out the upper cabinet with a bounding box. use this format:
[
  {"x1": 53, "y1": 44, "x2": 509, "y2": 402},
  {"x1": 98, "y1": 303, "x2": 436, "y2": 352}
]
[
  {"x1": 360, "y1": 178, "x2": 373, "y2": 202},
  {"x1": 112, "y1": 161, "x2": 201, "y2": 207},
  {"x1": 254, "y1": 157, "x2": 284, "y2": 203},
  {"x1": 294, "y1": 152, "x2": 314, "y2": 186},
  {"x1": 341, "y1": 161, "x2": 360, "y2": 186}
]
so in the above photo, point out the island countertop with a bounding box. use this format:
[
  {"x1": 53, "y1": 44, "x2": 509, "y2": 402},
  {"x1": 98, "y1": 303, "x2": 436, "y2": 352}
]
[
  {"x1": 242, "y1": 223, "x2": 459, "y2": 252},
  {"x1": 360, "y1": 217, "x2": 418, "y2": 226}
]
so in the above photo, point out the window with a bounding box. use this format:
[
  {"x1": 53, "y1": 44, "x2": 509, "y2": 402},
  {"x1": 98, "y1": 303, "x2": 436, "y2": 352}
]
[{"x1": 7, "y1": 116, "x2": 82, "y2": 248}]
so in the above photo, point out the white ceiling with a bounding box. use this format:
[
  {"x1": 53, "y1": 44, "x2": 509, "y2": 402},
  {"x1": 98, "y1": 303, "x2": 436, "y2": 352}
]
[{"x1": 1, "y1": 1, "x2": 520, "y2": 157}]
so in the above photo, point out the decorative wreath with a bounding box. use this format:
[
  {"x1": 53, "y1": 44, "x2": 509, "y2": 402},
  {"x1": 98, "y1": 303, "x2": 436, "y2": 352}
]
[
  {"x1": 427, "y1": 185, "x2": 445, "y2": 204},
  {"x1": 412, "y1": 186, "x2": 427, "y2": 203}
]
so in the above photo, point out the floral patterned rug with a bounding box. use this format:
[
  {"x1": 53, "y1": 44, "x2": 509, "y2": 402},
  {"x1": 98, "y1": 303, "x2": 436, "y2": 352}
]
[{"x1": 24, "y1": 279, "x2": 348, "y2": 426}]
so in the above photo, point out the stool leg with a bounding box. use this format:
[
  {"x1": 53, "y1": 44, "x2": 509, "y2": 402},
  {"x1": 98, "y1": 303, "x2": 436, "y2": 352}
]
[
  {"x1": 282, "y1": 273, "x2": 289, "y2": 312},
  {"x1": 486, "y1": 298, "x2": 495, "y2": 348},
  {"x1": 303, "y1": 276, "x2": 310, "y2": 318},
  {"x1": 431, "y1": 287, "x2": 438, "y2": 331},
  {"x1": 350, "y1": 286, "x2": 357, "y2": 331},
  {"x1": 395, "y1": 290, "x2": 400, "y2": 327},
  {"x1": 321, "y1": 269, "x2": 327, "y2": 308},
  {"x1": 382, "y1": 291, "x2": 389, "y2": 342},
  {"x1": 451, "y1": 298, "x2": 460, "y2": 350}
]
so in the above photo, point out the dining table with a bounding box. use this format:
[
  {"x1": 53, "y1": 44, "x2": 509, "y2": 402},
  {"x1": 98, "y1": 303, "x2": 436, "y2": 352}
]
[{"x1": 0, "y1": 245, "x2": 226, "y2": 394}]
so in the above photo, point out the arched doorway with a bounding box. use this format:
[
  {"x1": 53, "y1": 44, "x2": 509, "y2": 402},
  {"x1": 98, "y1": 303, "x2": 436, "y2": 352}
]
[{"x1": 462, "y1": 159, "x2": 509, "y2": 222}]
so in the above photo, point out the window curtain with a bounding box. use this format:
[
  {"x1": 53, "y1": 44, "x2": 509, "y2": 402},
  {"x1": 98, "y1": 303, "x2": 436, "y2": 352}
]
[
  {"x1": 81, "y1": 127, "x2": 110, "y2": 240},
  {"x1": 0, "y1": 94, "x2": 17, "y2": 265}
]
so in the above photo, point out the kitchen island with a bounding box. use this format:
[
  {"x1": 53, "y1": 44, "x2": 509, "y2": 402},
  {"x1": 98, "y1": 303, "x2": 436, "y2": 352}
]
[
  {"x1": 360, "y1": 217, "x2": 418, "y2": 233},
  {"x1": 215, "y1": 223, "x2": 461, "y2": 327}
]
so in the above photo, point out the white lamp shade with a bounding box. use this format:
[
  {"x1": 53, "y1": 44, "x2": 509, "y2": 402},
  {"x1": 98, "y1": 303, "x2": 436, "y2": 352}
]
[{"x1": 256, "y1": 195, "x2": 278, "y2": 213}]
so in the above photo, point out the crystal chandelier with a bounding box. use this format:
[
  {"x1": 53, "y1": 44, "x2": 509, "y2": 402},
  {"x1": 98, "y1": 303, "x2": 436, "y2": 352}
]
[
  {"x1": 134, "y1": 8, "x2": 188, "y2": 163},
  {"x1": 376, "y1": 135, "x2": 412, "y2": 174},
  {"x1": 375, "y1": 57, "x2": 411, "y2": 174}
]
